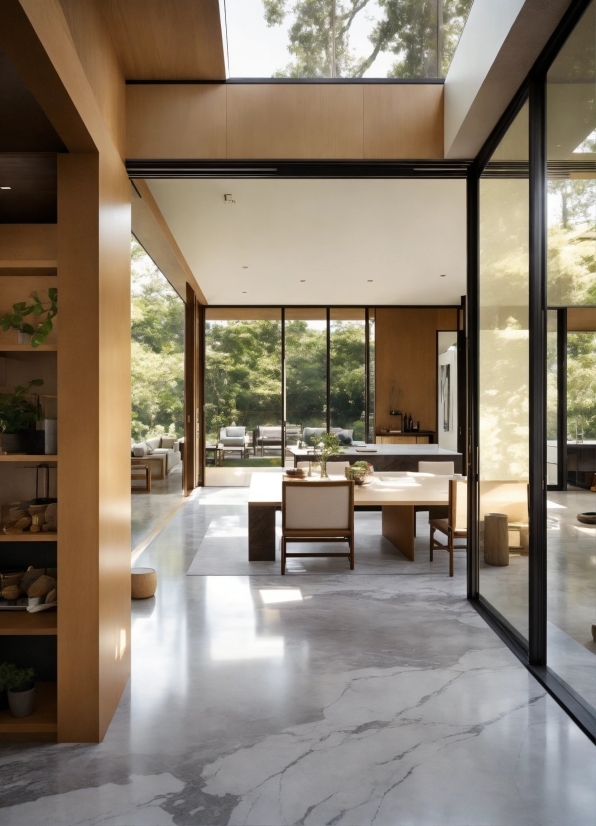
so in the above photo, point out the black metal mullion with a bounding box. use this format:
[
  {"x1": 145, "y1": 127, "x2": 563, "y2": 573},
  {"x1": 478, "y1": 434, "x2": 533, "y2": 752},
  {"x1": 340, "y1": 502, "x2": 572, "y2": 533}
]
[
  {"x1": 281, "y1": 307, "x2": 286, "y2": 467},
  {"x1": 557, "y1": 308, "x2": 567, "y2": 490},
  {"x1": 466, "y1": 169, "x2": 480, "y2": 601},
  {"x1": 365, "y1": 307, "x2": 370, "y2": 443},
  {"x1": 528, "y1": 73, "x2": 547, "y2": 668},
  {"x1": 326, "y1": 308, "x2": 331, "y2": 432}
]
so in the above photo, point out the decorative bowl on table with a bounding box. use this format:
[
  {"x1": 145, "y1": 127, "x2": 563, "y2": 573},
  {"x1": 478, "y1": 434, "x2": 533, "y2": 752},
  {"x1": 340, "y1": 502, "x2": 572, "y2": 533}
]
[
  {"x1": 345, "y1": 463, "x2": 374, "y2": 485},
  {"x1": 285, "y1": 468, "x2": 307, "y2": 479}
]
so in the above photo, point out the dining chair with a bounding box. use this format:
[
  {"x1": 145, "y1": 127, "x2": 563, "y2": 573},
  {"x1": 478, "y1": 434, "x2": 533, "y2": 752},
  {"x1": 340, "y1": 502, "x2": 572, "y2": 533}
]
[
  {"x1": 326, "y1": 461, "x2": 350, "y2": 475},
  {"x1": 281, "y1": 480, "x2": 354, "y2": 574},
  {"x1": 429, "y1": 478, "x2": 467, "y2": 577}
]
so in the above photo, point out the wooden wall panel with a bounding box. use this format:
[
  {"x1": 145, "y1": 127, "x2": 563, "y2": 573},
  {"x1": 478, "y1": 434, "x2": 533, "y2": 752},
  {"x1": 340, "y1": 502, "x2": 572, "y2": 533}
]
[
  {"x1": 226, "y1": 84, "x2": 363, "y2": 159},
  {"x1": 58, "y1": 0, "x2": 126, "y2": 157},
  {"x1": 363, "y1": 84, "x2": 444, "y2": 159},
  {"x1": 567, "y1": 307, "x2": 596, "y2": 331},
  {"x1": 57, "y1": 152, "x2": 131, "y2": 743},
  {"x1": 126, "y1": 83, "x2": 444, "y2": 160},
  {"x1": 375, "y1": 307, "x2": 458, "y2": 435},
  {"x1": 126, "y1": 84, "x2": 226, "y2": 159},
  {"x1": 100, "y1": 0, "x2": 225, "y2": 81},
  {"x1": 0, "y1": 225, "x2": 57, "y2": 262}
]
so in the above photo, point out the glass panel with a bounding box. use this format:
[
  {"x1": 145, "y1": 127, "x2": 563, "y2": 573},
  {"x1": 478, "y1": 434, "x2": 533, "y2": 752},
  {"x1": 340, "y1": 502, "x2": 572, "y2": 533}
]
[
  {"x1": 329, "y1": 309, "x2": 365, "y2": 441},
  {"x1": 478, "y1": 102, "x2": 530, "y2": 642},
  {"x1": 224, "y1": 0, "x2": 473, "y2": 79},
  {"x1": 546, "y1": 0, "x2": 596, "y2": 715},
  {"x1": 204, "y1": 309, "x2": 282, "y2": 482},
  {"x1": 285, "y1": 309, "x2": 327, "y2": 452}
]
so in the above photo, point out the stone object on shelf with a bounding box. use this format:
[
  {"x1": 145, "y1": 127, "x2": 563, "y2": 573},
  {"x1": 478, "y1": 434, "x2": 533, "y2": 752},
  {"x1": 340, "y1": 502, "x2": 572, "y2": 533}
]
[
  {"x1": 1, "y1": 584, "x2": 20, "y2": 600},
  {"x1": 27, "y1": 575, "x2": 56, "y2": 598},
  {"x1": 43, "y1": 502, "x2": 57, "y2": 531}
]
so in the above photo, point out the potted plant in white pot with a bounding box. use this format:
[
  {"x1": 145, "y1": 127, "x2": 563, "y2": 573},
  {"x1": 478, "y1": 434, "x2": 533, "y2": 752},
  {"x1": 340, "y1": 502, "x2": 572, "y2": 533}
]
[
  {"x1": 0, "y1": 288, "x2": 58, "y2": 347},
  {"x1": 5, "y1": 664, "x2": 36, "y2": 718}
]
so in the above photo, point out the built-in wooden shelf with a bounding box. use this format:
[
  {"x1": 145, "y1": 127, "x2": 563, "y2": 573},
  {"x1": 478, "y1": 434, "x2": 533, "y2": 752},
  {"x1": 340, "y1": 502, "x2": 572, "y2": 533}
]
[
  {"x1": 0, "y1": 611, "x2": 56, "y2": 635},
  {"x1": 0, "y1": 344, "x2": 57, "y2": 352},
  {"x1": 0, "y1": 682, "x2": 57, "y2": 740},
  {"x1": 0, "y1": 533, "x2": 57, "y2": 542},
  {"x1": 0, "y1": 260, "x2": 57, "y2": 269},
  {"x1": 0, "y1": 455, "x2": 57, "y2": 462}
]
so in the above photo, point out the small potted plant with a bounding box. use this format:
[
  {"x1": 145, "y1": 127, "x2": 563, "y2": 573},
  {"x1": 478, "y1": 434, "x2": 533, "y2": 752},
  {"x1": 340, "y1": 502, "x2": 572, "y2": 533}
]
[
  {"x1": 345, "y1": 460, "x2": 374, "y2": 485},
  {"x1": 0, "y1": 288, "x2": 58, "y2": 347},
  {"x1": 0, "y1": 379, "x2": 44, "y2": 453},
  {"x1": 0, "y1": 662, "x2": 18, "y2": 711},
  {"x1": 5, "y1": 664, "x2": 36, "y2": 717},
  {"x1": 311, "y1": 432, "x2": 346, "y2": 478}
]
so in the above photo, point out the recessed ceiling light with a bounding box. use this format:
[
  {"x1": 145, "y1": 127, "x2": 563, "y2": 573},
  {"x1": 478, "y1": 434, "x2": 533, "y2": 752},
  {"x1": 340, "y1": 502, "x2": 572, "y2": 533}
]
[
  {"x1": 440, "y1": 273, "x2": 447, "y2": 277},
  {"x1": 0, "y1": 186, "x2": 11, "y2": 190},
  {"x1": 242, "y1": 291, "x2": 247, "y2": 293},
  {"x1": 300, "y1": 279, "x2": 306, "y2": 282},
  {"x1": 367, "y1": 279, "x2": 373, "y2": 282},
  {"x1": 242, "y1": 265, "x2": 248, "y2": 269}
]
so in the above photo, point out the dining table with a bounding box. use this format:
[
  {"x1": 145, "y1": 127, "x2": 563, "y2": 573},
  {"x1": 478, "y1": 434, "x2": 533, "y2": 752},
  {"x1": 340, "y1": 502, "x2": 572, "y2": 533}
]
[{"x1": 247, "y1": 471, "x2": 460, "y2": 562}]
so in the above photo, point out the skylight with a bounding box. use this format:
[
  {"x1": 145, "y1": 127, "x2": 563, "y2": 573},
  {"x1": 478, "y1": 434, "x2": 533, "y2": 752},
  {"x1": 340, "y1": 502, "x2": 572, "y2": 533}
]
[{"x1": 222, "y1": 0, "x2": 473, "y2": 80}]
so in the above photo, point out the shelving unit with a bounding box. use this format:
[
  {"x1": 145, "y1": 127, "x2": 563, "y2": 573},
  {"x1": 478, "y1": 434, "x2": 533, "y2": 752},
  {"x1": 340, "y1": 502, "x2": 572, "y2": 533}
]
[
  {"x1": 0, "y1": 611, "x2": 57, "y2": 635},
  {"x1": 0, "y1": 226, "x2": 59, "y2": 741},
  {"x1": 0, "y1": 682, "x2": 57, "y2": 742}
]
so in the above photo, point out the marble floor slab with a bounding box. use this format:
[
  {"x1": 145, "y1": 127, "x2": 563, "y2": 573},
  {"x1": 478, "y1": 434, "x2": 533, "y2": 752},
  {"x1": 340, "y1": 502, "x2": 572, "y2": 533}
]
[{"x1": 2, "y1": 487, "x2": 595, "y2": 826}]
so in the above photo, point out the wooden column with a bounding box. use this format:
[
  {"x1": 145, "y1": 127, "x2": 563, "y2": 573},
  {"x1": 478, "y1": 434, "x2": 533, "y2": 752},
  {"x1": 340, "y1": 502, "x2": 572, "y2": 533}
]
[{"x1": 57, "y1": 152, "x2": 131, "y2": 742}]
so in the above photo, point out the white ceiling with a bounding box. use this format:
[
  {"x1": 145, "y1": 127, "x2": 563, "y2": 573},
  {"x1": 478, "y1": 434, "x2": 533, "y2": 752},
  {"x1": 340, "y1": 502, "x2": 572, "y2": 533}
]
[{"x1": 146, "y1": 178, "x2": 466, "y2": 306}]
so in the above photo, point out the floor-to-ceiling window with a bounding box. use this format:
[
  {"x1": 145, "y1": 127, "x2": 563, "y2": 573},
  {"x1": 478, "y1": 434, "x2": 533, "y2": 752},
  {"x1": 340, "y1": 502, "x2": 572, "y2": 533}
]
[
  {"x1": 546, "y1": 0, "x2": 596, "y2": 711},
  {"x1": 285, "y1": 309, "x2": 328, "y2": 448},
  {"x1": 477, "y1": 101, "x2": 530, "y2": 642},
  {"x1": 329, "y1": 309, "x2": 366, "y2": 440}
]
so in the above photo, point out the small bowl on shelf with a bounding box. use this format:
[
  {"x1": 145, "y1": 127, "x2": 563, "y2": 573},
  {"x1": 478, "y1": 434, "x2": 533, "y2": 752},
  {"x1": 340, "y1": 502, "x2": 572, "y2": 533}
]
[{"x1": 285, "y1": 468, "x2": 307, "y2": 479}]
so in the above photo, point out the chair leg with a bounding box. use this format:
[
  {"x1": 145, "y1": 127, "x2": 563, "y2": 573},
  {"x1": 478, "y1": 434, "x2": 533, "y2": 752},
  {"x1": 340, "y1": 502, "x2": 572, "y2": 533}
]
[
  {"x1": 448, "y1": 531, "x2": 454, "y2": 577},
  {"x1": 430, "y1": 526, "x2": 434, "y2": 561},
  {"x1": 281, "y1": 537, "x2": 286, "y2": 575},
  {"x1": 349, "y1": 534, "x2": 355, "y2": 570}
]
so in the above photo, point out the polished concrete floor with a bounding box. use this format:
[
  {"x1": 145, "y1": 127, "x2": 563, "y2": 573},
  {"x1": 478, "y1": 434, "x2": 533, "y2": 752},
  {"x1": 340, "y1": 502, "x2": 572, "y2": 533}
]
[
  {"x1": 131, "y1": 465, "x2": 184, "y2": 550},
  {"x1": 1, "y1": 486, "x2": 595, "y2": 825}
]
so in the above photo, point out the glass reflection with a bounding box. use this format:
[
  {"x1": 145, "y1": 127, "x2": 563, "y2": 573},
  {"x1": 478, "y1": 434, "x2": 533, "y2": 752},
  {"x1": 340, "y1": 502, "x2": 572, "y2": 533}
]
[
  {"x1": 207, "y1": 577, "x2": 284, "y2": 661},
  {"x1": 478, "y1": 101, "x2": 530, "y2": 642},
  {"x1": 546, "y1": 0, "x2": 596, "y2": 714}
]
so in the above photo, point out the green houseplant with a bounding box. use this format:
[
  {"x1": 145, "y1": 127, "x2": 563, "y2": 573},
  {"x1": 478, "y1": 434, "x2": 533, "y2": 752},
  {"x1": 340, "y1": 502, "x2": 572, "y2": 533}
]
[
  {"x1": 0, "y1": 288, "x2": 58, "y2": 347},
  {"x1": 0, "y1": 379, "x2": 44, "y2": 453},
  {"x1": 311, "y1": 432, "x2": 346, "y2": 478},
  {"x1": 0, "y1": 663, "x2": 36, "y2": 718}
]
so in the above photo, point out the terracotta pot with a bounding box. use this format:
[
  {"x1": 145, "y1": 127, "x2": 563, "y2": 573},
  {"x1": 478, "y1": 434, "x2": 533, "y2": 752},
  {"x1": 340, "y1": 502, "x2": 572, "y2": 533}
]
[{"x1": 7, "y1": 683, "x2": 36, "y2": 718}]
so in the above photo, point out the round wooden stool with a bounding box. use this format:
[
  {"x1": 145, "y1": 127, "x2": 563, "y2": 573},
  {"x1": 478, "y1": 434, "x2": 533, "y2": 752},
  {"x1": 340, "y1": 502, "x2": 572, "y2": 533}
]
[
  {"x1": 131, "y1": 567, "x2": 157, "y2": 599},
  {"x1": 484, "y1": 513, "x2": 509, "y2": 566}
]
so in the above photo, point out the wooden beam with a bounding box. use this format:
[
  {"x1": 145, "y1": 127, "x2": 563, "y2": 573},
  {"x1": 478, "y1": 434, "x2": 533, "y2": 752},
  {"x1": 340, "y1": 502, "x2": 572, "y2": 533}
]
[{"x1": 133, "y1": 179, "x2": 207, "y2": 304}]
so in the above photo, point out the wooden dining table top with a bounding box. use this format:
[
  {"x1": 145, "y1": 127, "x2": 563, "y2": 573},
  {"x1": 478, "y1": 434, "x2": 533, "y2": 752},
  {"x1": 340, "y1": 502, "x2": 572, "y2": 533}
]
[{"x1": 248, "y1": 471, "x2": 463, "y2": 507}]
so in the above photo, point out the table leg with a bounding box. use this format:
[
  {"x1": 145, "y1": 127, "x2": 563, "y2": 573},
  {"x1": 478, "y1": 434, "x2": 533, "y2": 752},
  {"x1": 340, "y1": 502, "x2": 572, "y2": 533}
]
[
  {"x1": 248, "y1": 504, "x2": 277, "y2": 561},
  {"x1": 382, "y1": 505, "x2": 415, "y2": 561}
]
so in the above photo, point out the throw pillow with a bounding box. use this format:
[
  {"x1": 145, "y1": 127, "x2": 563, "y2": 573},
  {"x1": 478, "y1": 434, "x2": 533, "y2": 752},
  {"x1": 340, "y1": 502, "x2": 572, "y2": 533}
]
[
  {"x1": 336, "y1": 430, "x2": 353, "y2": 445},
  {"x1": 132, "y1": 443, "x2": 146, "y2": 457},
  {"x1": 160, "y1": 437, "x2": 176, "y2": 449},
  {"x1": 226, "y1": 427, "x2": 245, "y2": 437},
  {"x1": 144, "y1": 441, "x2": 154, "y2": 454}
]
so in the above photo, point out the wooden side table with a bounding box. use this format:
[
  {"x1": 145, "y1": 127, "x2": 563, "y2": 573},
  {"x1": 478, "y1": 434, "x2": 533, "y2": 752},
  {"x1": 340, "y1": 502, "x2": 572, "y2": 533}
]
[
  {"x1": 131, "y1": 455, "x2": 166, "y2": 480},
  {"x1": 131, "y1": 463, "x2": 151, "y2": 492}
]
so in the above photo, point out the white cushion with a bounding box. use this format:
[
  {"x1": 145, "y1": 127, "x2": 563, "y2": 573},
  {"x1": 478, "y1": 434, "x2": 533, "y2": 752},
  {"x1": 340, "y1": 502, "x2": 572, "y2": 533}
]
[
  {"x1": 160, "y1": 437, "x2": 176, "y2": 449},
  {"x1": 285, "y1": 484, "x2": 350, "y2": 530},
  {"x1": 226, "y1": 427, "x2": 245, "y2": 437},
  {"x1": 132, "y1": 444, "x2": 146, "y2": 457}
]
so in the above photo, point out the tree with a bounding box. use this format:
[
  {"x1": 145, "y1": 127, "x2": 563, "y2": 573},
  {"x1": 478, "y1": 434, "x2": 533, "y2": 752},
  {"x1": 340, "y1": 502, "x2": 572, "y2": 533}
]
[
  {"x1": 131, "y1": 238, "x2": 184, "y2": 441},
  {"x1": 262, "y1": 0, "x2": 473, "y2": 78}
]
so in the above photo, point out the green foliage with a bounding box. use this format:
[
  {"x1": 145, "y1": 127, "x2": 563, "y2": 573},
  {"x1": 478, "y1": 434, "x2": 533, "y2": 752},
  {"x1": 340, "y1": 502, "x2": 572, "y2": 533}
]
[
  {"x1": 316, "y1": 431, "x2": 346, "y2": 461},
  {"x1": 204, "y1": 319, "x2": 367, "y2": 441},
  {"x1": 0, "y1": 379, "x2": 44, "y2": 434},
  {"x1": 567, "y1": 333, "x2": 596, "y2": 439},
  {"x1": 131, "y1": 239, "x2": 184, "y2": 442},
  {"x1": 0, "y1": 288, "x2": 58, "y2": 347},
  {"x1": 0, "y1": 662, "x2": 35, "y2": 692},
  {"x1": 262, "y1": 0, "x2": 472, "y2": 78}
]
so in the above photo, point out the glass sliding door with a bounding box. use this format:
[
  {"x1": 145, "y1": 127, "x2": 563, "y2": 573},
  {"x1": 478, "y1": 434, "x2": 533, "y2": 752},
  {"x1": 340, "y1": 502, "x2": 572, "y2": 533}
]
[
  {"x1": 368, "y1": 309, "x2": 375, "y2": 443},
  {"x1": 545, "y1": 0, "x2": 596, "y2": 714},
  {"x1": 478, "y1": 101, "x2": 530, "y2": 642},
  {"x1": 329, "y1": 309, "x2": 366, "y2": 442},
  {"x1": 285, "y1": 308, "x2": 327, "y2": 453},
  {"x1": 204, "y1": 308, "x2": 282, "y2": 484}
]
